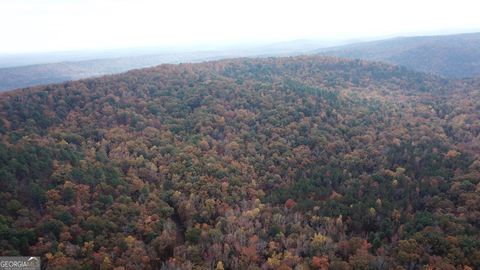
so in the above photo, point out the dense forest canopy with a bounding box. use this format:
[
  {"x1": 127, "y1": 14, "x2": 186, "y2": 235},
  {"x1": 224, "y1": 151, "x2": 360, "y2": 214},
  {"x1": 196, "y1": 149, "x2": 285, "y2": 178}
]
[{"x1": 0, "y1": 56, "x2": 479, "y2": 269}]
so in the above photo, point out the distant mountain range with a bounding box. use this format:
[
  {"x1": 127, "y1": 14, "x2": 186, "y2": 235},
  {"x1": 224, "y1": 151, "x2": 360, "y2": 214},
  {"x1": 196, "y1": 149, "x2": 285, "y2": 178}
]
[
  {"x1": 317, "y1": 32, "x2": 480, "y2": 78},
  {"x1": 0, "y1": 51, "x2": 230, "y2": 91},
  {"x1": 1, "y1": 32, "x2": 479, "y2": 91},
  {"x1": 0, "y1": 40, "x2": 340, "y2": 92}
]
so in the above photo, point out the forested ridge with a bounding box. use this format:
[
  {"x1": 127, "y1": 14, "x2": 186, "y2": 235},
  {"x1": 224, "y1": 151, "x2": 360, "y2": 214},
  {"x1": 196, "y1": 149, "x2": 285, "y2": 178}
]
[
  {"x1": 0, "y1": 56, "x2": 479, "y2": 269},
  {"x1": 318, "y1": 32, "x2": 480, "y2": 79}
]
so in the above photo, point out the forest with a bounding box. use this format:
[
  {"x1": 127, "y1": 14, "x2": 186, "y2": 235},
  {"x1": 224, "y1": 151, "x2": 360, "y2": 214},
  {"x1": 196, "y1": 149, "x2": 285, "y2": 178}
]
[{"x1": 0, "y1": 56, "x2": 479, "y2": 269}]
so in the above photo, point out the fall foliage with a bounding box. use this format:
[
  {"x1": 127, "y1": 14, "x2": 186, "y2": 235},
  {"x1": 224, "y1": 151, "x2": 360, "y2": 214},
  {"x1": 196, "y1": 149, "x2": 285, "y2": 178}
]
[{"x1": 0, "y1": 56, "x2": 479, "y2": 269}]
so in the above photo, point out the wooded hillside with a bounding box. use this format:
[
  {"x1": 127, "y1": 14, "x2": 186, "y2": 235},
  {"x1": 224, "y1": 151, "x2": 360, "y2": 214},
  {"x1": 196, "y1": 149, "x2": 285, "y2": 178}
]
[{"x1": 0, "y1": 56, "x2": 479, "y2": 269}]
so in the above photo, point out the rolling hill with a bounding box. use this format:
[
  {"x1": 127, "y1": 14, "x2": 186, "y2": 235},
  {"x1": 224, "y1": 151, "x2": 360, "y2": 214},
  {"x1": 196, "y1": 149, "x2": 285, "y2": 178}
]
[
  {"x1": 0, "y1": 56, "x2": 479, "y2": 269},
  {"x1": 318, "y1": 32, "x2": 480, "y2": 78}
]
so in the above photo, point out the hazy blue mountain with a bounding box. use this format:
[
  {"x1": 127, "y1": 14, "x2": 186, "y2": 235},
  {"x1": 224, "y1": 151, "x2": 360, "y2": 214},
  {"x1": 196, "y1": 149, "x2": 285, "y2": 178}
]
[{"x1": 317, "y1": 32, "x2": 480, "y2": 78}]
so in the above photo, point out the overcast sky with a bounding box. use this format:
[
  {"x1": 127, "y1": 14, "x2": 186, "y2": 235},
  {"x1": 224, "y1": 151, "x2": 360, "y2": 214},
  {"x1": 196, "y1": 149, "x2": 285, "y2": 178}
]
[{"x1": 1, "y1": 0, "x2": 479, "y2": 54}]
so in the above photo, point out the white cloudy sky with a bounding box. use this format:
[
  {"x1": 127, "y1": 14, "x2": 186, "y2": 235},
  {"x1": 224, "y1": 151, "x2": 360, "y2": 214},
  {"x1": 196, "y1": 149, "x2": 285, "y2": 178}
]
[{"x1": 0, "y1": 0, "x2": 479, "y2": 53}]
